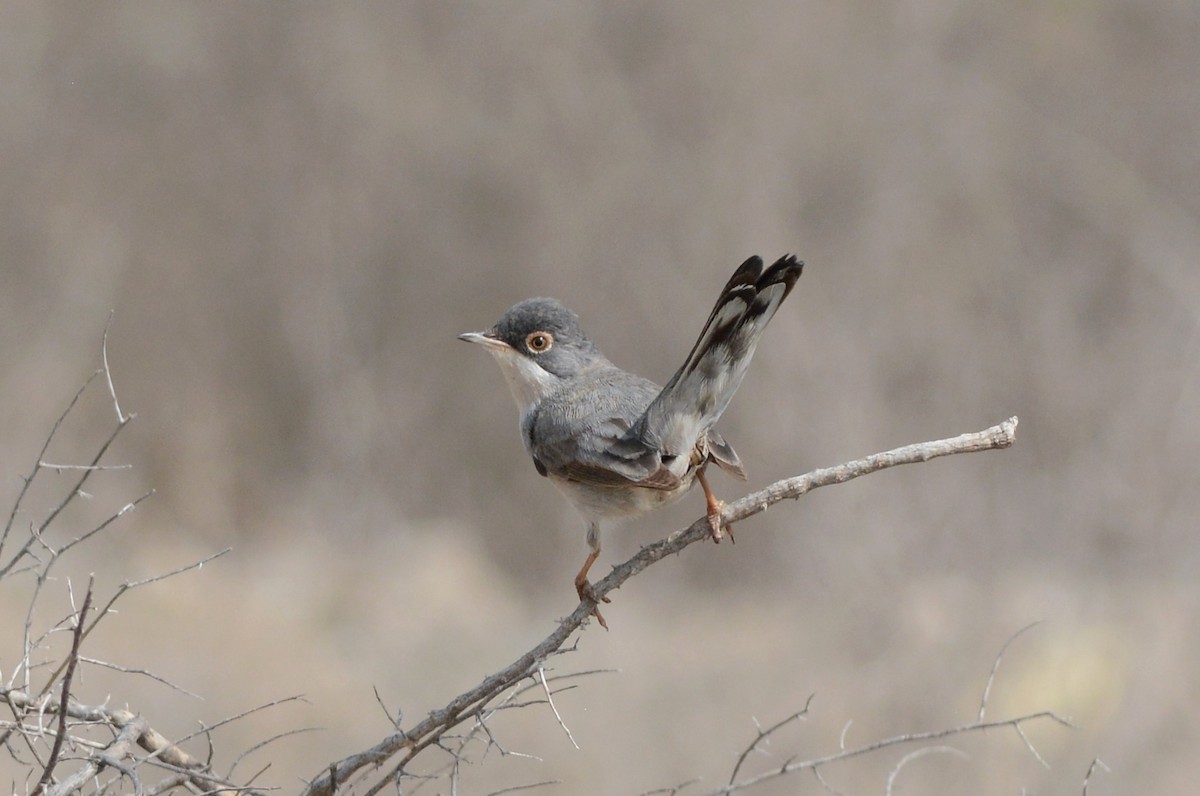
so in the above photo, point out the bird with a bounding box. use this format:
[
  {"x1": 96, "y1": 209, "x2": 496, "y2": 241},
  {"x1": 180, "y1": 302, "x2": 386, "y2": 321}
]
[{"x1": 459, "y1": 254, "x2": 804, "y2": 627}]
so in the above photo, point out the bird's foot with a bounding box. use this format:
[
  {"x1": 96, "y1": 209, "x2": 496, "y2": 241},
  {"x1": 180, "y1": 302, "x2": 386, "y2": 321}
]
[
  {"x1": 697, "y1": 468, "x2": 734, "y2": 544},
  {"x1": 706, "y1": 501, "x2": 734, "y2": 544},
  {"x1": 574, "y1": 578, "x2": 611, "y2": 630}
]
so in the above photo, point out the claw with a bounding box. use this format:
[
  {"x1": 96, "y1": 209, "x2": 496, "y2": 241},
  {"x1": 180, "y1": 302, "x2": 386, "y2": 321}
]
[{"x1": 706, "y1": 504, "x2": 735, "y2": 543}]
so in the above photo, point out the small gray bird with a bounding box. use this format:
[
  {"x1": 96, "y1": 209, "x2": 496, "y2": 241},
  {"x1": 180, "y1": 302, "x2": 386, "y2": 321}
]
[{"x1": 459, "y1": 254, "x2": 803, "y2": 627}]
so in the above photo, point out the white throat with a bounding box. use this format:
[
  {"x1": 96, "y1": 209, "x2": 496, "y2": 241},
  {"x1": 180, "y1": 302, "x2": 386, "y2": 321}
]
[{"x1": 487, "y1": 348, "x2": 559, "y2": 417}]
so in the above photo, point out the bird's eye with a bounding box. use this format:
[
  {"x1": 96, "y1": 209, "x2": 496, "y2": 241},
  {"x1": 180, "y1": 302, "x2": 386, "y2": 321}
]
[{"x1": 525, "y1": 331, "x2": 553, "y2": 353}]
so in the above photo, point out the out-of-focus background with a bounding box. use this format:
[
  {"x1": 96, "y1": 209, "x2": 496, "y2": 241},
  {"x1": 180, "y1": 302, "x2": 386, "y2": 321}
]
[{"x1": 1, "y1": 2, "x2": 1196, "y2": 793}]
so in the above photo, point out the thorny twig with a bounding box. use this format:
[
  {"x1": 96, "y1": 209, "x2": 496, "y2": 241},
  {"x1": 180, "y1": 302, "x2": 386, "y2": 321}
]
[
  {"x1": 728, "y1": 696, "x2": 814, "y2": 785},
  {"x1": 691, "y1": 626, "x2": 1076, "y2": 795},
  {"x1": 32, "y1": 579, "x2": 93, "y2": 796},
  {"x1": 704, "y1": 710, "x2": 1072, "y2": 795}
]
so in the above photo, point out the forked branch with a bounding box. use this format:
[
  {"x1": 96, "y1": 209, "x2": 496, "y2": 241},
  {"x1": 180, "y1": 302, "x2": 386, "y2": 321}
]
[{"x1": 302, "y1": 416, "x2": 1019, "y2": 796}]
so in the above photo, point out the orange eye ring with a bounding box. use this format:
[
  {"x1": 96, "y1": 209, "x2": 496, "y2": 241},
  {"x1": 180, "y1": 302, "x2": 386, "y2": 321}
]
[{"x1": 525, "y1": 331, "x2": 554, "y2": 353}]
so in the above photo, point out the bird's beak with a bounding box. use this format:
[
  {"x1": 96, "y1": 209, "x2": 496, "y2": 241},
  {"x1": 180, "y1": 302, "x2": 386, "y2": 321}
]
[{"x1": 457, "y1": 330, "x2": 511, "y2": 352}]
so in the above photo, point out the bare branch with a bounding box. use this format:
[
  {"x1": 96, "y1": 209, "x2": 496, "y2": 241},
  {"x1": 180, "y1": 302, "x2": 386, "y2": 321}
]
[
  {"x1": 102, "y1": 311, "x2": 126, "y2": 424},
  {"x1": 1, "y1": 686, "x2": 266, "y2": 796},
  {"x1": 125, "y1": 548, "x2": 233, "y2": 590},
  {"x1": 979, "y1": 621, "x2": 1041, "y2": 722},
  {"x1": 1, "y1": 370, "x2": 102, "y2": 562},
  {"x1": 686, "y1": 624, "x2": 1074, "y2": 796},
  {"x1": 486, "y1": 780, "x2": 561, "y2": 795},
  {"x1": 3, "y1": 342, "x2": 293, "y2": 796},
  {"x1": 227, "y1": 727, "x2": 322, "y2": 780},
  {"x1": 371, "y1": 685, "x2": 403, "y2": 731},
  {"x1": 54, "y1": 490, "x2": 155, "y2": 559},
  {"x1": 30, "y1": 549, "x2": 230, "y2": 710},
  {"x1": 884, "y1": 746, "x2": 968, "y2": 796},
  {"x1": 707, "y1": 710, "x2": 1071, "y2": 795},
  {"x1": 44, "y1": 713, "x2": 146, "y2": 796},
  {"x1": 838, "y1": 720, "x2": 853, "y2": 751},
  {"x1": 38, "y1": 463, "x2": 134, "y2": 471},
  {"x1": 32, "y1": 577, "x2": 93, "y2": 796},
  {"x1": 77, "y1": 657, "x2": 203, "y2": 700},
  {"x1": 810, "y1": 765, "x2": 846, "y2": 796},
  {"x1": 168, "y1": 695, "x2": 309, "y2": 751},
  {"x1": 475, "y1": 714, "x2": 544, "y2": 762},
  {"x1": 0, "y1": 409, "x2": 135, "y2": 580},
  {"x1": 537, "y1": 666, "x2": 579, "y2": 750},
  {"x1": 1083, "y1": 758, "x2": 1110, "y2": 795},
  {"x1": 301, "y1": 417, "x2": 1019, "y2": 796},
  {"x1": 1013, "y1": 719, "x2": 1052, "y2": 769},
  {"x1": 638, "y1": 779, "x2": 701, "y2": 796},
  {"x1": 728, "y1": 695, "x2": 814, "y2": 785}
]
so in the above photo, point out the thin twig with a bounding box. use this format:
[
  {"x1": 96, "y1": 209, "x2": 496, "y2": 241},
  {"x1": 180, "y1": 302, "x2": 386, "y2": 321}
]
[
  {"x1": 226, "y1": 726, "x2": 321, "y2": 779},
  {"x1": 54, "y1": 490, "x2": 155, "y2": 559},
  {"x1": 475, "y1": 715, "x2": 543, "y2": 762},
  {"x1": 144, "y1": 773, "x2": 192, "y2": 796},
  {"x1": 78, "y1": 657, "x2": 203, "y2": 700},
  {"x1": 1082, "y1": 758, "x2": 1110, "y2": 795},
  {"x1": 0, "y1": 410, "x2": 134, "y2": 579},
  {"x1": 0, "y1": 370, "x2": 101, "y2": 562},
  {"x1": 707, "y1": 711, "x2": 1070, "y2": 795},
  {"x1": 38, "y1": 462, "x2": 134, "y2": 471},
  {"x1": 103, "y1": 311, "x2": 126, "y2": 423},
  {"x1": 979, "y1": 621, "x2": 1041, "y2": 722},
  {"x1": 167, "y1": 695, "x2": 308, "y2": 751},
  {"x1": 810, "y1": 765, "x2": 846, "y2": 796},
  {"x1": 486, "y1": 780, "x2": 561, "y2": 795},
  {"x1": 372, "y1": 685, "x2": 403, "y2": 731},
  {"x1": 32, "y1": 577, "x2": 93, "y2": 796},
  {"x1": 33, "y1": 548, "x2": 230, "y2": 707},
  {"x1": 1014, "y1": 719, "x2": 1052, "y2": 769},
  {"x1": 638, "y1": 780, "x2": 701, "y2": 796},
  {"x1": 537, "y1": 666, "x2": 579, "y2": 750},
  {"x1": 125, "y1": 548, "x2": 232, "y2": 590},
  {"x1": 884, "y1": 746, "x2": 967, "y2": 796},
  {"x1": 728, "y1": 695, "x2": 813, "y2": 785}
]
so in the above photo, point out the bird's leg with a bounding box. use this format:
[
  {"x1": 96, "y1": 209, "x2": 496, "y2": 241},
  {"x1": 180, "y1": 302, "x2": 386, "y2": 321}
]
[
  {"x1": 696, "y1": 467, "x2": 733, "y2": 543},
  {"x1": 574, "y1": 523, "x2": 610, "y2": 629}
]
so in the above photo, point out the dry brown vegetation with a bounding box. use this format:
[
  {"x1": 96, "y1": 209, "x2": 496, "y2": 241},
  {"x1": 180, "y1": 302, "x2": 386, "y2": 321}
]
[{"x1": 3, "y1": 3, "x2": 1197, "y2": 793}]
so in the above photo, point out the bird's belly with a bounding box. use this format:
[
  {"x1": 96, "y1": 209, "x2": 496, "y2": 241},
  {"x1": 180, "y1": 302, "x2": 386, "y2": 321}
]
[{"x1": 549, "y1": 475, "x2": 694, "y2": 524}]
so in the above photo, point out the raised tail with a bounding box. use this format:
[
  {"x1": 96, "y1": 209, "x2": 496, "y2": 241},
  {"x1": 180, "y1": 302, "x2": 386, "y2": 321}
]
[{"x1": 635, "y1": 254, "x2": 804, "y2": 459}]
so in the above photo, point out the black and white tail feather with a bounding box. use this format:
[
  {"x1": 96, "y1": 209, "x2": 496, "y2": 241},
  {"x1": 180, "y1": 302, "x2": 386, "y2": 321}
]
[{"x1": 635, "y1": 254, "x2": 804, "y2": 480}]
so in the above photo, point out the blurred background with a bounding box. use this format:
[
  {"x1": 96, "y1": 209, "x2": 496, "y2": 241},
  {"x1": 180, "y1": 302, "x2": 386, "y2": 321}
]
[{"x1": 1, "y1": 2, "x2": 1196, "y2": 793}]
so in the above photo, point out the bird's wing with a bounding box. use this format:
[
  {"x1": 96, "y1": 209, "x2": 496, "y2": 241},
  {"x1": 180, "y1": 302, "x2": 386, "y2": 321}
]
[
  {"x1": 526, "y1": 370, "x2": 681, "y2": 491},
  {"x1": 636, "y1": 255, "x2": 803, "y2": 457}
]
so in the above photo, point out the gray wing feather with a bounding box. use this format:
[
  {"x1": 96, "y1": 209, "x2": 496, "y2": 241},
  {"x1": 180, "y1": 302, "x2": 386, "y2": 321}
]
[{"x1": 526, "y1": 369, "x2": 675, "y2": 489}]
